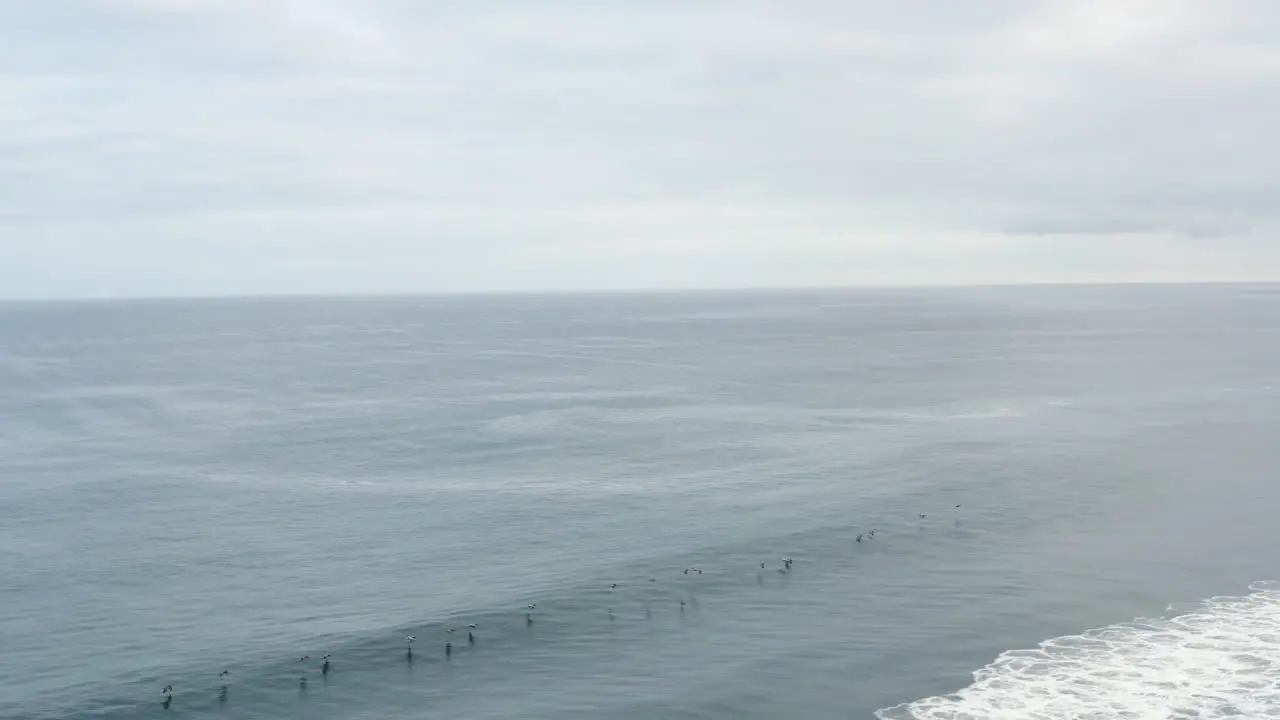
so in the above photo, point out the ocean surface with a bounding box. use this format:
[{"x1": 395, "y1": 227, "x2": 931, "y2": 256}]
[{"x1": 1, "y1": 285, "x2": 1278, "y2": 720}]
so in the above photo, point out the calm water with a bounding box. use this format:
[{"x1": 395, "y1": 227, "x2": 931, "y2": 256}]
[{"x1": 1, "y1": 285, "x2": 1278, "y2": 720}]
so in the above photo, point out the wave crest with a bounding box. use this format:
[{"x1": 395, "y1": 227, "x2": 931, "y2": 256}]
[{"x1": 879, "y1": 582, "x2": 1280, "y2": 720}]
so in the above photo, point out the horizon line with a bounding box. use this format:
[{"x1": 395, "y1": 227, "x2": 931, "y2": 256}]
[{"x1": 0, "y1": 279, "x2": 1276, "y2": 305}]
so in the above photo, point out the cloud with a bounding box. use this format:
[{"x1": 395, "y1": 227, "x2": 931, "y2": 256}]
[{"x1": 1, "y1": 0, "x2": 1279, "y2": 297}]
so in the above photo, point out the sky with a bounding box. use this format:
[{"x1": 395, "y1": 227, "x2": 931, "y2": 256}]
[{"x1": 2, "y1": 0, "x2": 1279, "y2": 298}]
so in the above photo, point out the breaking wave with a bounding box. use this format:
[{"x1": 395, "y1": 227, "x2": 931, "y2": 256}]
[{"x1": 879, "y1": 582, "x2": 1280, "y2": 720}]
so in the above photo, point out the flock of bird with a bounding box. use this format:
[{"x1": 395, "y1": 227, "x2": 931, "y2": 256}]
[{"x1": 157, "y1": 505, "x2": 961, "y2": 710}]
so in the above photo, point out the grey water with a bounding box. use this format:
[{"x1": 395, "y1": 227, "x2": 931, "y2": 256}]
[{"x1": 1, "y1": 285, "x2": 1278, "y2": 720}]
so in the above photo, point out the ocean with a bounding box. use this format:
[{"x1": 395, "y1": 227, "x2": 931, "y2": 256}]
[{"x1": 1, "y1": 285, "x2": 1277, "y2": 719}]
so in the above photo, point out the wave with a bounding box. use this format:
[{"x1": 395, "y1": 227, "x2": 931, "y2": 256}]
[
  {"x1": 26, "y1": 568, "x2": 715, "y2": 720},
  {"x1": 34, "y1": 514, "x2": 894, "y2": 720},
  {"x1": 878, "y1": 581, "x2": 1280, "y2": 720}
]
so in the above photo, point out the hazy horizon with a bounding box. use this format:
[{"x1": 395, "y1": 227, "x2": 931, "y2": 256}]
[
  {"x1": 1, "y1": 279, "x2": 1276, "y2": 306},
  {"x1": 4, "y1": 1, "x2": 1280, "y2": 299}
]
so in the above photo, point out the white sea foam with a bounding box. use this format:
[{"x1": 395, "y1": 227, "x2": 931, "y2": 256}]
[{"x1": 878, "y1": 582, "x2": 1280, "y2": 720}]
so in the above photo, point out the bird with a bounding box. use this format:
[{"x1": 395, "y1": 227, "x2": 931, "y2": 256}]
[
  {"x1": 468, "y1": 623, "x2": 478, "y2": 629},
  {"x1": 218, "y1": 670, "x2": 230, "y2": 678}
]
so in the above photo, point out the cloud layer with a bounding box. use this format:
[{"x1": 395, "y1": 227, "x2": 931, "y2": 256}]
[{"x1": 2, "y1": 0, "x2": 1279, "y2": 297}]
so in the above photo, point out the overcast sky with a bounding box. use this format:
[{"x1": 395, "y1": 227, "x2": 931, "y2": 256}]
[{"x1": 2, "y1": 0, "x2": 1279, "y2": 298}]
